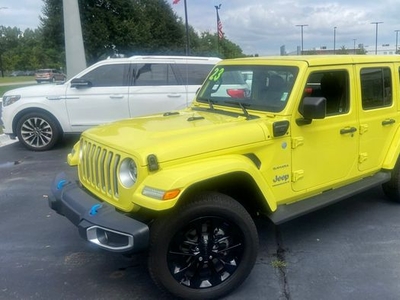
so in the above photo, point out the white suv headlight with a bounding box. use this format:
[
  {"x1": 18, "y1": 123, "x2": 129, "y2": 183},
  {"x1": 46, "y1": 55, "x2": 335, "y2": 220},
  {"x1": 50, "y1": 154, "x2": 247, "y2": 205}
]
[
  {"x1": 3, "y1": 95, "x2": 21, "y2": 107},
  {"x1": 119, "y1": 158, "x2": 138, "y2": 188}
]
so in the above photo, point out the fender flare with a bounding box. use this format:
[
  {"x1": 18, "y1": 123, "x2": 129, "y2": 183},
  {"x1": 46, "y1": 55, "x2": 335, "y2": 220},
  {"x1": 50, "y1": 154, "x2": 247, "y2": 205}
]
[
  {"x1": 133, "y1": 154, "x2": 277, "y2": 212},
  {"x1": 12, "y1": 107, "x2": 65, "y2": 135}
]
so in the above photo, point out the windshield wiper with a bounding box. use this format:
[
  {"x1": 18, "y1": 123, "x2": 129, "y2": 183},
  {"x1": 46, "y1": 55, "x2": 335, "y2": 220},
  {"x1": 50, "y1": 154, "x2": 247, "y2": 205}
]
[
  {"x1": 225, "y1": 101, "x2": 250, "y2": 119},
  {"x1": 207, "y1": 99, "x2": 215, "y2": 110},
  {"x1": 197, "y1": 97, "x2": 215, "y2": 110}
]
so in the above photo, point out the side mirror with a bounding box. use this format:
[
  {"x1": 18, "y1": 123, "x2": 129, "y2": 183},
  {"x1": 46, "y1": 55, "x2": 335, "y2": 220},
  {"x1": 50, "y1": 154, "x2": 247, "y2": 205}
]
[
  {"x1": 70, "y1": 78, "x2": 92, "y2": 89},
  {"x1": 297, "y1": 97, "x2": 326, "y2": 125}
]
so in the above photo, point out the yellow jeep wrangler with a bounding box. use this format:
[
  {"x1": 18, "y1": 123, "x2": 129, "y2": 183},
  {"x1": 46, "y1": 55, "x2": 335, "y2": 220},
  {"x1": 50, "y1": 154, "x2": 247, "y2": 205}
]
[{"x1": 50, "y1": 55, "x2": 400, "y2": 299}]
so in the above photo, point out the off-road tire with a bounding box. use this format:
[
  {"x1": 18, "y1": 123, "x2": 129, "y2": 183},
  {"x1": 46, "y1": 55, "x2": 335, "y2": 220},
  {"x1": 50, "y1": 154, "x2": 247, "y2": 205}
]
[
  {"x1": 148, "y1": 192, "x2": 259, "y2": 300},
  {"x1": 382, "y1": 159, "x2": 400, "y2": 202}
]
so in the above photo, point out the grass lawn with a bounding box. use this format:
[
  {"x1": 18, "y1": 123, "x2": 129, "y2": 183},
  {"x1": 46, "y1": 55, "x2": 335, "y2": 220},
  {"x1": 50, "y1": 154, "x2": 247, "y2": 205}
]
[
  {"x1": 0, "y1": 76, "x2": 36, "y2": 97},
  {"x1": 0, "y1": 76, "x2": 34, "y2": 84}
]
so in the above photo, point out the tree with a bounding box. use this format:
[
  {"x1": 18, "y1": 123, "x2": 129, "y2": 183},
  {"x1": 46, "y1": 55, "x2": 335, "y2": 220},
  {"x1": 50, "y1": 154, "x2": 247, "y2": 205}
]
[
  {"x1": 79, "y1": 0, "x2": 187, "y2": 62},
  {"x1": 336, "y1": 45, "x2": 349, "y2": 55},
  {"x1": 356, "y1": 45, "x2": 367, "y2": 55},
  {"x1": 193, "y1": 31, "x2": 245, "y2": 58},
  {"x1": 303, "y1": 49, "x2": 318, "y2": 55},
  {"x1": 40, "y1": 0, "x2": 188, "y2": 64},
  {"x1": 39, "y1": 0, "x2": 65, "y2": 67},
  {"x1": 1, "y1": 1, "x2": 246, "y2": 76},
  {"x1": 39, "y1": 0, "x2": 245, "y2": 66},
  {"x1": 0, "y1": 26, "x2": 44, "y2": 75},
  {"x1": 218, "y1": 37, "x2": 245, "y2": 58}
]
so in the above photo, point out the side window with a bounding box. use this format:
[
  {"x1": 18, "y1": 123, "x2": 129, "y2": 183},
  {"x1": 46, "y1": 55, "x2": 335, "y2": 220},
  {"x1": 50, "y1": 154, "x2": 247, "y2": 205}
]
[
  {"x1": 303, "y1": 70, "x2": 349, "y2": 115},
  {"x1": 360, "y1": 67, "x2": 392, "y2": 109},
  {"x1": 80, "y1": 64, "x2": 128, "y2": 87},
  {"x1": 133, "y1": 63, "x2": 178, "y2": 86},
  {"x1": 173, "y1": 64, "x2": 214, "y2": 85}
]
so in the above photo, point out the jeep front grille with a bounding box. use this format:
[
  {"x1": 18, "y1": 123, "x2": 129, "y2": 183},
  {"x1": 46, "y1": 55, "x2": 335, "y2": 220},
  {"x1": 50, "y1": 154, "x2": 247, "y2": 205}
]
[{"x1": 79, "y1": 139, "x2": 120, "y2": 199}]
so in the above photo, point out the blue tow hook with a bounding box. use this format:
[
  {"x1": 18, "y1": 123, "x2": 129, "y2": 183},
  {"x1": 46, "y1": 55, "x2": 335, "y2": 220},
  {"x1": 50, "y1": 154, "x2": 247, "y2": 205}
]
[
  {"x1": 89, "y1": 204, "x2": 103, "y2": 216},
  {"x1": 56, "y1": 179, "x2": 68, "y2": 190}
]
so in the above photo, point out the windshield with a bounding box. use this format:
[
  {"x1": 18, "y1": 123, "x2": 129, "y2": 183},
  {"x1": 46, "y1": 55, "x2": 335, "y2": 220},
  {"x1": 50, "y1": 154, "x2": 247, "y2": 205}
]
[{"x1": 197, "y1": 65, "x2": 299, "y2": 112}]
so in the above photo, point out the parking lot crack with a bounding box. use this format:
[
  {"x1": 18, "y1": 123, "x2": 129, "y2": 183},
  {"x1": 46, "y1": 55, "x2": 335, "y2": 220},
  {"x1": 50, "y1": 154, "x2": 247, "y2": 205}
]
[{"x1": 274, "y1": 225, "x2": 291, "y2": 300}]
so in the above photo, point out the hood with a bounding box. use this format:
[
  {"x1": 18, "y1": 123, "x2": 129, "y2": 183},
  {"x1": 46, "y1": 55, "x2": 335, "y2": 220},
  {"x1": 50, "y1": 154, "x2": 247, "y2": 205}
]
[
  {"x1": 83, "y1": 110, "x2": 269, "y2": 165},
  {"x1": 3, "y1": 83, "x2": 66, "y2": 97}
]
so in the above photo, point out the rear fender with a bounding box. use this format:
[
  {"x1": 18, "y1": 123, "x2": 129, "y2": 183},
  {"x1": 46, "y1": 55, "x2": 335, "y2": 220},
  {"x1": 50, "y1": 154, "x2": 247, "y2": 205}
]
[{"x1": 382, "y1": 126, "x2": 400, "y2": 169}]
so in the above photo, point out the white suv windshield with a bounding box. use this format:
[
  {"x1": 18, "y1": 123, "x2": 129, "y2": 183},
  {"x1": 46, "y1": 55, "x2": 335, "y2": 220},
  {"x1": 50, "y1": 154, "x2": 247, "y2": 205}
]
[{"x1": 198, "y1": 65, "x2": 299, "y2": 112}]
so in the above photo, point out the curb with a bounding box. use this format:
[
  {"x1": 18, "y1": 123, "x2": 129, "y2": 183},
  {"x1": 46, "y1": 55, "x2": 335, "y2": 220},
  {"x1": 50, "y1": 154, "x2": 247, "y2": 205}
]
[{"x1": 0, "y1": 134, "x2": 17, "y2": 147}]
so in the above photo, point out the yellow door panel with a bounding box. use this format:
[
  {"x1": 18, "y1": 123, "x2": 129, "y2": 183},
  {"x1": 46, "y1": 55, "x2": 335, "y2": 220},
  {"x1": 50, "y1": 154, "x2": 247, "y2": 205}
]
[
  {"x1": 291, "y1": 67, "x2": 359, "y2": 192},
  {"x1": 356, "y1": 64, "x2": 399, "y2": 171}
]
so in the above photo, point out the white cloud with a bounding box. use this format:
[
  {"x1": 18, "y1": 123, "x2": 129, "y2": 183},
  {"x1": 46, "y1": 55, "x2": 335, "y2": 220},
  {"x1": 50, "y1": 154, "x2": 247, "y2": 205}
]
[{"x1": 0, "y1": 0, "x2": 42, "y2": 30}]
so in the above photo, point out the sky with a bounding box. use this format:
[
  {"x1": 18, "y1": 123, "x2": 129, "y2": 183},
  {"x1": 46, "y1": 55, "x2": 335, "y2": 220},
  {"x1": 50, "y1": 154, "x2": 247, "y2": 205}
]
[{"x1": 1, "y1": 0, "x2": 399, "y2": 56}]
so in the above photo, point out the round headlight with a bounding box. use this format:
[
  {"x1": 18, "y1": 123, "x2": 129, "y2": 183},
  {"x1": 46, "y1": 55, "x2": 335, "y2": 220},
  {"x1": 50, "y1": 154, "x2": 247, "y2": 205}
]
[{"x1": 119, "y1": 158, "x2": 138, "y2": 188}]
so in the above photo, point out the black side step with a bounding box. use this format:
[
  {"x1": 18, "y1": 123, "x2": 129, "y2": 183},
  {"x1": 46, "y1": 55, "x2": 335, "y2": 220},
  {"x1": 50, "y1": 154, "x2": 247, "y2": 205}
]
[{"x1": 267, "y1": 171, "x2": 391, "y2": 225}]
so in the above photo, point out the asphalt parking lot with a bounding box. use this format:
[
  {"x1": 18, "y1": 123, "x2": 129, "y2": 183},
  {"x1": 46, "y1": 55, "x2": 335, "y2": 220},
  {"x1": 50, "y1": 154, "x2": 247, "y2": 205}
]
[{"x1": 1, "y1": 136, "x2": 400, "y2": 300}]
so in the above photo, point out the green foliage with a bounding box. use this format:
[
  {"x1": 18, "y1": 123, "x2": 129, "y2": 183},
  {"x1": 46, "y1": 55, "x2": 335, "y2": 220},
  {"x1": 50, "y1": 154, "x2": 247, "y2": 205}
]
[
  {"x1": 336, "y1": 46, "x2": 349, "y2": 55},
  {"x1": 357, "y1": 46, "x2": 367, "y2": 55},
  {"x1": 191, "y1": 31, "x2": 245, "y2": 58},
  {"x1": 0, "y1": 27, "x2": 46, "y2": 74},
  {"x1": 79, "y1": 0, "x2": 187, "y2": 63},
  {"x1": 219, "y1": 37, "x2": 246, "y2": 58},
  {"x1": 39, "y1": 0, "x2": 65, "y2": 68},
  {"x1": 271, "y1": 259, "x2": 287, "y2": 268},
  {"x1": 303, "y1": 49, "x2": 318, "y2": 55}
]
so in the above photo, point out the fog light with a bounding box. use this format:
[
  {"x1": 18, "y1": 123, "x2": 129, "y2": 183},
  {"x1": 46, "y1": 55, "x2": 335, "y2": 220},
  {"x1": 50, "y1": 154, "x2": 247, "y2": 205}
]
[{"x1": 87, "y1": 226, "x2": 134, "y2": 251}]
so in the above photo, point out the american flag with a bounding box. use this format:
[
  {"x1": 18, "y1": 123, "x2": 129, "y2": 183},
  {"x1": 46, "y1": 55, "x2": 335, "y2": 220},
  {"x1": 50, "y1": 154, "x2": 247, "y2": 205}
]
[
  {"x1": 217, "y1": 9, "x2": 223, "y2": 39},
  {"x1": 172, "y1": 0, "x2": 180, "y2": 4}
]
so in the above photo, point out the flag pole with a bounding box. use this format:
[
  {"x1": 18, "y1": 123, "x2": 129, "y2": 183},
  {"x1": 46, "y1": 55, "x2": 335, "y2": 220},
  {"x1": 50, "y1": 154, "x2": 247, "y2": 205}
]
[
  {"x1": 215, "y1": 4, "x2": 222, "y2": 55},
  {"x1": 184, "y1": 0, "x2": 190, "y2": 55},
  {"x1": 173, "y1": 0, "x2": 190, "y2": 55}
]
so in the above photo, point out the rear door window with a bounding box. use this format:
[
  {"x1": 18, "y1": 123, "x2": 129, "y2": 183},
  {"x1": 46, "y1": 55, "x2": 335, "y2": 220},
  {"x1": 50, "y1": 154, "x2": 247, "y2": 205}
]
[
  {"x1": 173, "y1": 64, "x2": 215, "y2": 85},
  {"x1": 360, "y1": 67, "x2": 392, "y2": 109},
  {"x1": 132, "y1": 63, "x2": 178, "y2": 86}
]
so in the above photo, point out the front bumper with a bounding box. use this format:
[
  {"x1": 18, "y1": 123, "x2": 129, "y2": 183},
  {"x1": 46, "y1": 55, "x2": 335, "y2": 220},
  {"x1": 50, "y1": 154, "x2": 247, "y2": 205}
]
[{"x1": 49, "y1": 172, "x2": 149, "y2": 253}]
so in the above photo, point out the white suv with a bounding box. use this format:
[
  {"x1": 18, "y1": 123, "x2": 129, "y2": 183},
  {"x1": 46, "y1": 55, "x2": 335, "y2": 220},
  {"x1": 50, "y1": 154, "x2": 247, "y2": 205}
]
[{"x1": 1, "y1": 56, "x2": 220, "y2": 151}]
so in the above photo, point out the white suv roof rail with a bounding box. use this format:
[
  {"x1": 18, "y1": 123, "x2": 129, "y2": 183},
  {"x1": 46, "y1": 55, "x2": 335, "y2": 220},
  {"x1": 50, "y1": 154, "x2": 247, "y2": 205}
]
[{"x1": 128, "y1": 55, "x2": 220, "y2": 61}]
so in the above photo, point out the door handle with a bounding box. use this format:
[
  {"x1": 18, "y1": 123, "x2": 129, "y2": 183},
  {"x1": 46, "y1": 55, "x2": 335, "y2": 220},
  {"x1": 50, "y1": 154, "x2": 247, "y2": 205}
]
[
  {"x1": 109, "y1": 95, "x2": 124, "y2": 99},
  {"x1": 382, "y1": 119, "x2": 395, "y2": 126},
  {"x1": 340, "y1": 127, "x2": 357, "y2": 135},
  {"x1": 167, "y1": 94, "x2": 182, "y2": 98}
]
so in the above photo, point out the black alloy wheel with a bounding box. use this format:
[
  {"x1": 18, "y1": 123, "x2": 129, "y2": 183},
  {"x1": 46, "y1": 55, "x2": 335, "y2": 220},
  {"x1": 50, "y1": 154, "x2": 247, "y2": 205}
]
[{"x1": 149, "y1": 192, "x2": 259, "y2": 300}]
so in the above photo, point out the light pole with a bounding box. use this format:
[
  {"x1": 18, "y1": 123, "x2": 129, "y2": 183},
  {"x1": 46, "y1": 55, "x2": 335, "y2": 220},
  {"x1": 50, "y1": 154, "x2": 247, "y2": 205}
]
[
  {"x1": 371, "y1": 21, "x2": 383, "y2": 55},
  {"x1": 0, "y1": 6, "x2": 8, "y2": 77},
  {"x1": 296, "y1": 24, "x2": 308, "y2": 55},
  {"x1": 395, "y1": 30, "x2": 400, "y2": 54},
  {"x1": 333, "y1": 27, "x2": 337, "y2": 54}
]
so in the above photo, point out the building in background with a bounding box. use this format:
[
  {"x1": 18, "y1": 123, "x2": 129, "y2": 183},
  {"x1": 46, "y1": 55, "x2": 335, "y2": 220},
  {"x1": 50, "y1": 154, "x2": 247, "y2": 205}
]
[{"x1": 283, "y1": 43, "x2": 397, "y2": 56}]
